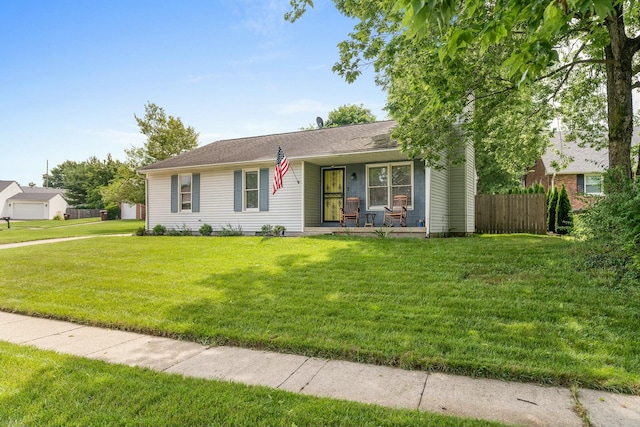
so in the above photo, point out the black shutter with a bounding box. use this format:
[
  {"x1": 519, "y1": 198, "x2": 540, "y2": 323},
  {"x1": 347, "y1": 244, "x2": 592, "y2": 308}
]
[{"x1": 577, "y1": 174, "x2": 584, "y2": 193}]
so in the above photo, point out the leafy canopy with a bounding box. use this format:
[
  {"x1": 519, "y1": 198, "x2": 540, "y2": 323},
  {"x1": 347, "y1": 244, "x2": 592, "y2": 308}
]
[
  {"x1": 102, "y1": 102, "x2": 199, "y2": 205},
  {"x1": 288, "y1": 0, "x2": 640, "y2": 189}
]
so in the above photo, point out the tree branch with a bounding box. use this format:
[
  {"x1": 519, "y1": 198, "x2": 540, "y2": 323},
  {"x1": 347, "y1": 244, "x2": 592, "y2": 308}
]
[{"x1": 629, "y1": 34, "x2": 640, "y2": 56}]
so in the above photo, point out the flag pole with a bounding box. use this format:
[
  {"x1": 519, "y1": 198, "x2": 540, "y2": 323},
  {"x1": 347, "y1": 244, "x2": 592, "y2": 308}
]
[
  {"x1": 280, "y1": 145, "x2": 300, "y2": 184},
  {"x1": 290, "y1": 166, "x2": 300, "y2": 184}
]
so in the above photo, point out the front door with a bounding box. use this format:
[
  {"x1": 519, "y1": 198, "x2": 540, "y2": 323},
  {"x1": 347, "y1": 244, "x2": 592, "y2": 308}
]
[{"x1": 323, "y1": 168, "x2": 344, "y2": 222}]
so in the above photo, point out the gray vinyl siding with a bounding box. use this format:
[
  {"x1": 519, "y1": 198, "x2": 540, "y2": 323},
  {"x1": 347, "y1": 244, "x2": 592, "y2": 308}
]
[
  {"x1": 448, "y1": 162, "x2": 466, "y2": 233},
  {"x1": 303, "y1": 162, "x2": 321, "y2": 227},
  {"x1": 429, "y1": 167, "x2": 449, "y2": 234},
  {"x1": 465, "y1": 141, "x2": 476, "y2": 233},
  {"x1": 146, "y1": 162, "x2": 303, "y2": 233}
]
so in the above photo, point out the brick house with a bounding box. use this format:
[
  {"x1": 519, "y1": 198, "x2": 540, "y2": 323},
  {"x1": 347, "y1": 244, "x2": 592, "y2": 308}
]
[{"x1": 524, "y1": 133, "x2": 609, "y2": 211}]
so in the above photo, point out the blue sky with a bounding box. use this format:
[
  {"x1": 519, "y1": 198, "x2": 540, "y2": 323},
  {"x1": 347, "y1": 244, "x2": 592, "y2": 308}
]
[{"x1": 0, "y1": 0, "x2": 387, "y2": 186}]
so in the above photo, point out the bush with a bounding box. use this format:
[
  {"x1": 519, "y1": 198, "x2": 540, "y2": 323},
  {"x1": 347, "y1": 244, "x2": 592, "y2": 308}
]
[
  {"x1": 219, "y1": 224, "x2": 243, "y2": 236},
  {"x1": 52, "y1": 213, "x2": 63, "y2": 221},
  {"x1": 577, "y1": 169, "x2": 640, "y2": 286},
  {"x1": 152, "y1": 224, "x2": 166, "y2": 236},
  {"x1": 135, "y1": 227, "x2": 147, "y2": 236},
  {"x1": 260, "y1": 224, "x2": 273, "y2": 236},
  {"x1": 547, "y1": 186, "x2": 558, "y2": 232},
  {"x1": 105, "y1": 204, "x2": 120, "y2": 220},
  {"x1": 199, "y1": 223, "x2": 213, "y2": 236},
  {"x1": 272, "y1": 225, "x2": 286, "y2": 236},
  {"x1": 555, "y1": 184, "x2": 573, "y2": 234}
]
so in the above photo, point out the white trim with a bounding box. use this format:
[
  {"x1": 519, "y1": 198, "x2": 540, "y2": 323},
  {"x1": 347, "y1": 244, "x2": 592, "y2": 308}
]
[
  {"x1": 584, "y1": 173, "x2": 604, "y2": 195},
  {"x1": 301, "y1": 161, "x2": 306, "y2": 232},
  {"x1": 179, "y1": 173, "x2": 192, "y2": 212},
  {"x1": 243, "y1": 169, "x2": 260, "y2": 212},
  {"x1": 424, "y1": 165, "x2": 431, "y2": 236},
  {"x1": 365, "y1": 161, "x2": 414, "y2": 211}
]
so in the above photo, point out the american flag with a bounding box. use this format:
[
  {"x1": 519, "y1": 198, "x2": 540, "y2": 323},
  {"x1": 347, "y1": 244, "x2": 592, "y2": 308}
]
[{"x1": 272, "y1": 145, "x2": 290, "y2": 195}]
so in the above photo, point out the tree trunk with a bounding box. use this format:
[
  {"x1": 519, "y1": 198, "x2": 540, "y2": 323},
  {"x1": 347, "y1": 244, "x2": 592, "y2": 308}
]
[{"x1": 604, "y1": 9, "x2": 634, "y2": 180}]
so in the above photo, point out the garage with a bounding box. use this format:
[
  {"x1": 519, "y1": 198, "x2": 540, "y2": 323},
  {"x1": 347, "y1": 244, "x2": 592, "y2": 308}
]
[{"x1": 12, "y1": 202, "x2": 47, "y2": 220}]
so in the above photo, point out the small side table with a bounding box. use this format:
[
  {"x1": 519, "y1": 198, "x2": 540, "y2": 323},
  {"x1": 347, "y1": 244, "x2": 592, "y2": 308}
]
[{"x1": 364, "y1": 213, "x2": 376, "y2": 227}]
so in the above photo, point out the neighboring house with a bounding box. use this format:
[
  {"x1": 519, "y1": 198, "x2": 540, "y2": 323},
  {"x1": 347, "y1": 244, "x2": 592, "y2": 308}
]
[
  {"x1": 139, "y1": 121, "x2": 476, "y2": 237},
  {"x1": 0, "y1": 180, "x2": 68, "y2": 220},
  {"x1": 524, "y1": 133, "x2": 608, "y2": 211},
  {"x1": 119, "y1": 202, "x2": 146, "y2": 220},
  {"x1": 0, "y1": 180, "x2": 22, "y2": 218}
]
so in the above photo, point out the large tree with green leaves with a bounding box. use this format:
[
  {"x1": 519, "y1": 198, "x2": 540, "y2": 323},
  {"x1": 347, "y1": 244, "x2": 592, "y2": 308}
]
[
  {"x1": 102, "y1": 102, "x2": 199, "y2": 205},
  {"x1": 288, "y1": 0, "x2": 639, "y2": 189},
  {"x1": 46, "y1": 155, "x2": 123, "y2": 208},
  {"x1": 326, "y1": 103, "x2": 377, "y2": 127},
  {"x1": 300, "y1": 103, "x2": 377, "y2": 130}
]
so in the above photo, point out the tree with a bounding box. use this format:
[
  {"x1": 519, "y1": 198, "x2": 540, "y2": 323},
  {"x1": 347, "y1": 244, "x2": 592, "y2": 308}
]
[
  {"x1": 287, "y1": 0, "x2": 639, "y2": 188},
  {"x1": 548, "y1": 186, "x2": 559, "y2": 233},
  {"x1": 46, "y1": 155, "x2": 122, "y2": 208},
  {"x1": 102, "y1": 102, "x2": 199, "y2": 205},
  {"x1": 326, "y1": 104, "x2": 377, "y2": 127},
  {"x1": 299, "y1": 104, "x2": 377, "y2": 130},
  {"x1": 287, "y1": 1, "x2": 554, "y2": 192},
  {"x1": 555, "y1": 184, "x2": 573, "y2": 234}
]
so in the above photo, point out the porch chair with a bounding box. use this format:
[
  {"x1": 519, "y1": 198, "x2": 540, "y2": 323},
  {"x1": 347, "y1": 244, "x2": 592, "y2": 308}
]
[
  {"x1": 383, "y1": 194, "x2": 408, "y2": 227},
  {"x1": 340, "y1": 197, "x2": 360, "y2": 227}
]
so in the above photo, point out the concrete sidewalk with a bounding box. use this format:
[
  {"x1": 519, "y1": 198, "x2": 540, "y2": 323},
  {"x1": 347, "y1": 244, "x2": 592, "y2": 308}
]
[
  {"x1": 1, "y1": 311, "x2": 639, "y2": 426},
  {"x1": 0, "y1": 234, "x2": 132, "y2": 250}
]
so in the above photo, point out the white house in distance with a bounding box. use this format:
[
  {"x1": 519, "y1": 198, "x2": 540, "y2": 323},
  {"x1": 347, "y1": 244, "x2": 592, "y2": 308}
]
[
  {"x1": 138, "y1": 121, "x2": 476, "y2": 237},
  {"x1": 0, "y1": 180, "x2": 68, "y2": 220}
]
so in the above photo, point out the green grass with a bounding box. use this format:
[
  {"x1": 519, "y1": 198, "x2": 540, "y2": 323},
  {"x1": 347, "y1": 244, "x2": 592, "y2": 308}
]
[
  {"x1": 0, "y1": 219, "x2": 143, "y2": 244},
  {"x1": 1, "y1": 233, "x2": 639, "y2": 395},
  {"x1": 0, "y1": 342, "x2": 504, "y2": 427}
]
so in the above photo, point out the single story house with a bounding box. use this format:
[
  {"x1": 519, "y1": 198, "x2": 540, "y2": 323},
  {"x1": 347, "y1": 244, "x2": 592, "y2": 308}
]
[
  {"x1": 524, "y1": 131, "x2": 639, "y2": 211},
  {"x1": 138, "y1": 121, "x2": 476, "y2": 237},
  {"x1": 0, "y1": 180, "x2": 68, "y2": 220}
]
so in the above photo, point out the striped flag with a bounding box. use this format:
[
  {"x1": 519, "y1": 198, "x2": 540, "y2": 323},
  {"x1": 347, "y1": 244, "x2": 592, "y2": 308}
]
[{"x1": 272, "y1": 145, "x2": 290, "y2": 195}]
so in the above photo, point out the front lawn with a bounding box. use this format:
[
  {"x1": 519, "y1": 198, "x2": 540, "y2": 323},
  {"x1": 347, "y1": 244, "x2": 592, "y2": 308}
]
[
  {"x1": 0, "y1": 219, "x2": 143, "y2": 244},
  {"x1": 0, "y1": 234, "x2": 638, "y2": 393},
  {"x1": 0, "y1": 342, "x2": 501, "y2": 427}
]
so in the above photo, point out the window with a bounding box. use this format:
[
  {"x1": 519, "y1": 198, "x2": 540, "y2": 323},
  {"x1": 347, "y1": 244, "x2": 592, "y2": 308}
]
[
  {"x1": 367, "y1": 162, "x2": 413, "y2": 209},
  {"x1": 585, "y1": 174, "x2": 603, "y2": 195},
  {"x1": 180, "y1": 174, "x2": 192, "y2": 211},
  {"x1": 244, "y1": 170, "x2": 259, "y2": 210}
]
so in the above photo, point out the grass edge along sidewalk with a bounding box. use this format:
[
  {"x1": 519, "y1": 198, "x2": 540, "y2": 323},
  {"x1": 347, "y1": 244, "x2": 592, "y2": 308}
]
[
  {"x1": 0, "y1": 219, "x2": 143, "y2": 244},
  {"x1": 0, "y1": 338, "x2": 507, "y2": 427}
]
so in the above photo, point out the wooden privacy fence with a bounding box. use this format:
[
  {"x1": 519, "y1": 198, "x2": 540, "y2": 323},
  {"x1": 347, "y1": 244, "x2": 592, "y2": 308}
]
[
  {"x1": 65, "y1": 208, "x2": 102, "y2": 219},
  {"x1": 475, "y1": 194, "x2": 547, "y2": 235}
]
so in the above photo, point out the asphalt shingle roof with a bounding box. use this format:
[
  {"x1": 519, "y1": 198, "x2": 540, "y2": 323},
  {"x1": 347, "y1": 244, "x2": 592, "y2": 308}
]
[
  {"x1": 139, "y1": 121, "x2": 398, "y2": 172},
  {"x1": 0, "y1": 180, "x2": 17, "y2": 192},
  {"x1": 8, "y1": 192, "x2": 62, "y2": 201},
  {"x1": 541, "y1": 131, "x2": 639, "y2": 174}
]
